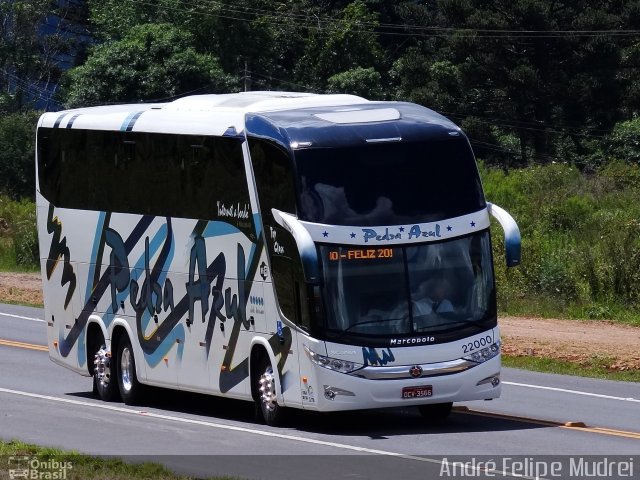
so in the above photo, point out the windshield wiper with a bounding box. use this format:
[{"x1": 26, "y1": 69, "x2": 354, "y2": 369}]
[{"x1": 414, "y1": 316, "x2": 491, "y2": 333}]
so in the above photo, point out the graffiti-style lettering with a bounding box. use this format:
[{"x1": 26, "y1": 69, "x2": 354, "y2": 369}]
[
  {"x1": 131, "y1": 237, "x2": 166, "y2": 316},
  {"x1": 55, "y1": 212, "x2": 292, "y2": 396},
  {"x1": 362, "y1": 347, "x2": 395, "y2": 366},
  {"x1": 107, "y1": 231, "x2": 174, "y2": 317},
  {"x1": 210, "y1": 287, "x2": 225, "y2": 322},
  {"x1": 186, "y1": 236, "x2": 210, "y2": 323},
  {"x1": 105, "y1": 228, "x2": 129, "y2": 313},
  {"x1": 163, "y1": 281, "x2": 174, "y2": 312},
  {"x1": 46, "y1": 205, "x2": 77, "y2": 309}
]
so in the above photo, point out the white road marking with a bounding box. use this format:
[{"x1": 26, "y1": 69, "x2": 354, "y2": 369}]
[
  {"x1": 0, "y1": 386, "x2": 532, "y2": 479},
  {"x1": 0, "y1": 312, "x2": 45, "y2": 323},
  {"x1": 503, "y1": 381, "x2": 640, "y2": 403}
]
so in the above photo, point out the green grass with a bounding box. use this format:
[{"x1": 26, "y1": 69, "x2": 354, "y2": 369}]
[
  {"x1": 0, "y1": 298, "x2": 43, "y2": 308},
  {"x1": 0, "y1": 440, "x2": 237, "y2": 480},
  {"x1": 503, "y1": 355, "x2": 640, "y2": 383},
  {"x1": 0, "y1": 237, "x2": 18, "y2": 271},
  {"x1": 498, "y1": 296, "x2": 640, "y2": 327}
]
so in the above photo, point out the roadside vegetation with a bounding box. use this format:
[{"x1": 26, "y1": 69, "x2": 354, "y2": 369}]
[
  {"x1": 502, "y1": 356, "x2": 640, "y2": 383},
  {"x1": 486, "y1": 159, "x2": 640, "y2": 327},
  {"x1": 0, "y1": 440, "x2": 231, "y2": 480},
  {"x1": 0, "y1": 194, "x2": 37, "y2": 272}
]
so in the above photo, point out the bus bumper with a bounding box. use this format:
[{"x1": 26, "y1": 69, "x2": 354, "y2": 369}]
[{"x1": 304, "y1": 355, "x2": 501, "y2": 412}]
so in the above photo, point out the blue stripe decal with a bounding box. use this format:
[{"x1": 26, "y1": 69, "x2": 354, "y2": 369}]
[
  {"x1": 66, "y1": 114, "x2": 81, "y2": 128},
  {"x1": 144, "y1": 324, "x2": 185, "y2": 367},
  {"x1": 245, "y1": 214, "x2": 263, "y2": 278},
  {"x1": 77, "y1": 212, "x2": 107, "y2": 368},
  {"x1": 84, "y1": 212, "x2": 107, "y2": 304},
  {"x1": 202, "y1": 221, "x2": 242, "y2": 238},
  {"x1": 120, "y1": 111, "x2": 144, "y2": 132},
  {"x1": 252, "y1": 213, "x2": 262, "y2": 239},
  {"x1": 53, "y1": 113, "x2": 68, "y2": 128}
]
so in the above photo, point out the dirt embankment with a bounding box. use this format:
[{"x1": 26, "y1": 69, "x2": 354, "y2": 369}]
[
  {"x1": 0, "y1": 272, "x2": 43, "y2": 306},
  {"x1": 500, "y1": 316, "x2": 640, "y2": 370},
  {"x1": 1, "y1": 272, "x2": 639, "y2": 370}
]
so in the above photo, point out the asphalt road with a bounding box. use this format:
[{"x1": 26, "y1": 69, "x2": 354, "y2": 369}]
[{"x1": 1, "y1": 303, "x2": 639, "y2": 479}]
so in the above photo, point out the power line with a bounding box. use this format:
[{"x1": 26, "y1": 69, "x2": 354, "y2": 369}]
[
  {"x1": 165, "y1": 0, "x2": 640, "y2": 36},
  {"x1": 442, "y1": 112, "x2": 610, "y2": 140},
  {"x1": 468, "y1": 138, "x2": 565, "y2": 163},
  {"x1": 255, "y1": 0, "x2": 640, "y2": 36},
  {"x1": 120, "y1": 0, "x2": 640, "y2": 40},
  {"x1": 247, "y1": 70, "x2": 316, "y2": 93}
]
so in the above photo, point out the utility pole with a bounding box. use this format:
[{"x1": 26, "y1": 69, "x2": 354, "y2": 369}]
[{"x1": 244, "y1": 59, "x2": 251, "y2": 92}]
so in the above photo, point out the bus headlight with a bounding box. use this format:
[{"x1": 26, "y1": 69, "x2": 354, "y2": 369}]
[
  {"x1": 304, "y1": 346, "x2": 364, "y2": 374},
  {"x1": 463, "y1": 341, "x2": 500, "y2": 364}
]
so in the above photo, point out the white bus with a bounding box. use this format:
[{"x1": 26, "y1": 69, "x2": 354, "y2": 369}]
[{"x1": 36, "y1": 92, "x2": 520, "y2": 425}]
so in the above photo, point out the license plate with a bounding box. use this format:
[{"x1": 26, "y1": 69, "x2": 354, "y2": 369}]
[{"x1": 402, "y1": 385, "x2": 433, "y2": 399}]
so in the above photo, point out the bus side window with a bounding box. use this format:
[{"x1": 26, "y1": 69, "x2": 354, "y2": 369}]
[
  {"x1": 249, "y1": 137, "x2": 311, "y2": 330},
  {"x1": 248, "y1": 138, "x2": 296, "y2": 222},
  {"x1": 37, "y1": 128, "x2": 251, "y2": 223},
  {"x1": 270, "y1": 255, "x2": 310, "y2": 331},
  {"x1": 270, "y1": 256, "x2": 296, "y2": 323}
]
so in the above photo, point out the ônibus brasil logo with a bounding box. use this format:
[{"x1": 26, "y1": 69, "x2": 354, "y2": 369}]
[{"x1": 8, "y1": 456, "x2": 73, "y2": 480}]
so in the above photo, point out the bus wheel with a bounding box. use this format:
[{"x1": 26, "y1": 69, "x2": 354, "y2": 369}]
[
  {"x1": 418, "y1": 402, "x2": 453, "y2": 424},
  {"x1": 117, "y1": 336, "x2": 144, "y2": 405},
  {"x1": 94, "y1": 345, "x2": 118, "y2": 401},
  {"x1": 256, "y1": 357, "x2": 282, "y2": 426}
]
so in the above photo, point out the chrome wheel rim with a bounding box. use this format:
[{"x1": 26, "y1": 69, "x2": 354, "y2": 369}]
[
  {"x1": 94, "y1": 346, "x2": 110, "y2": 388},
  {"x1": 120, "y1": 347, "x2": 133, "y2": 393},
  {"x1": 258, "y1": 366, "x2": 277, "y2": 412}
]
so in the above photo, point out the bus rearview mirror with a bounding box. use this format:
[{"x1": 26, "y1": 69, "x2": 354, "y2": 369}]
[{"x1": 487, "y1": 203, "x2": 521, "y2": 268}]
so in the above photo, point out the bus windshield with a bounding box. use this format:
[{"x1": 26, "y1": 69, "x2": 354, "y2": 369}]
[
  {"x1": 318, "y1": 232, "x2": 495, "y2": 340},
  {"x1": 294, "y1": 138, "x2": 485, "y2": 226}
]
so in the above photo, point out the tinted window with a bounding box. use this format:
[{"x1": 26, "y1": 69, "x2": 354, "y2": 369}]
[
  {"x1": 248, "y1": 138, "x2": 296, "y2": 222},
  {"x1": 294, "y1": 138, "x2": 485, "y2": 226},
  {"x1": 37, "y1": 128, "x2": 250, "y2": 230},
  {"x1": 249, "y1": 137, "x2": 309, "y2": 329}
]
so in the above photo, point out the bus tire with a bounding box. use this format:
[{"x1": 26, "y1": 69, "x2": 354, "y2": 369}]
[
  {"x1": 418, "y1": 402, "x2": 453, "y2": 424},
  {"x1": 93, "y1": 343, "x2": 118, "y2": 402},
  {"x1": 255, "y1": 355, "x2": 283, "y2": 427},
  {"x1": 116, "y1": 336, "x2": 145, "y2": 405}
]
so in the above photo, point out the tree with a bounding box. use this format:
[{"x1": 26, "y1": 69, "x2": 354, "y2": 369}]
[
  {"x1": 296, "y1": 0, "x2": 384, "y2": 91},
  {"x1": 61, "y1": 24, "x2": 238, "y2": 107},
  {"x1": 0, "y1": 111, "x2": 39, "y2": 198},
  {"x1": 389, "y1": 0, "x2": 640, "y2": 167},
  {"x1": 607, "y1": 118, "x2": 640, "y2": 164},
  {"x1": 1, "y1": 0, "x2": 89, "y2": 112},
  {"x1": 86, "y1": 0, "x2": 304, "y2": 92},
  {"x1": 327, "y1": 67, "x2": 384, "y2": 99}
]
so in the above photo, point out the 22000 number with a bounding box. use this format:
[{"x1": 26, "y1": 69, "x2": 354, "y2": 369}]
[{"x1": 462, "y1": 335, "x2": 492, "y2": 354}]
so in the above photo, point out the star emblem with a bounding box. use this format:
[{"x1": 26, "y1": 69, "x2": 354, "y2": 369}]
[
  {"x1": 322, "y1": 231, "x2": 329, "y2": 237},
  {"x1": 470, "y1": 221, "x2": 476, "y2": 227},
  {"x1": 350, "y1": 232, "x2": 356, "y2": 238},
  {"x1": 447, "y1": 225, "x2": 452, "y2": 231},
  {"x1": 399, "y1": 227, "x2": 405, "y2": 232}
]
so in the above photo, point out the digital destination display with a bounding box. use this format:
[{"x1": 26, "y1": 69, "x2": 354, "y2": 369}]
[{"x1": 328, "y1": 248, "x2": 394, "y2": 261}]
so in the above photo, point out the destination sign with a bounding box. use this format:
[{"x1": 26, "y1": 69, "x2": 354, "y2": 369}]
[{"x1": 328, "y1": 248, "x2": 395, "y2": 261}]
